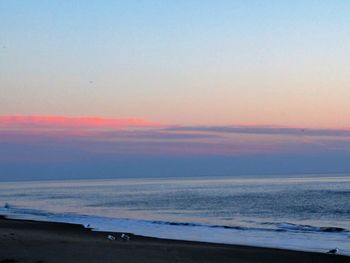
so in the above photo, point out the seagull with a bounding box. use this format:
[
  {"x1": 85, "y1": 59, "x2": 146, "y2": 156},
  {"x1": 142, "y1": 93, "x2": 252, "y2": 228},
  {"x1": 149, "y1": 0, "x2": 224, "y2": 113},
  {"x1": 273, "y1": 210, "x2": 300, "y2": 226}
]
[
  {"x1": 327, "y1": 248, "x2": 339, "y2": 254},
  {"x1": 121, "y1": 233, "x2": 130, "y2": 241},
  {"x1": 107, "y1": 234, "x2": 116, "y2": 241}
]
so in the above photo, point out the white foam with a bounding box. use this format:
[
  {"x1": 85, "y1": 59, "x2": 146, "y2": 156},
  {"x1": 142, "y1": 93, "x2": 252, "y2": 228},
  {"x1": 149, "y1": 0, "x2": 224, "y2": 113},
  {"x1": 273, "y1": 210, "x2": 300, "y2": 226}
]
[{"x1": 1, "y1": 206, "x2": 349, "y2": 256}]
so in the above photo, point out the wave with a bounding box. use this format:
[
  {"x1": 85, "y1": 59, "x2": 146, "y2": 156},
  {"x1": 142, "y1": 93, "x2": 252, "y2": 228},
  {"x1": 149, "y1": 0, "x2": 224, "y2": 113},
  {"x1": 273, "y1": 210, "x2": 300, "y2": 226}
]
[
  {"x1": 151, "y1": 220, "x2": 348, "y2": 234},
  {"x1": 1, "y1": 204, "x2": 350, "y2": 256},
  {"x1": 276, "y1": 223, "x2": 347, "y2": 233},
  {"x1": 3, "y1": 203, "x2": 58, "y2": 218},
  {"x1": 2, "y1": 204, "x2": 349, "y2": 236}
]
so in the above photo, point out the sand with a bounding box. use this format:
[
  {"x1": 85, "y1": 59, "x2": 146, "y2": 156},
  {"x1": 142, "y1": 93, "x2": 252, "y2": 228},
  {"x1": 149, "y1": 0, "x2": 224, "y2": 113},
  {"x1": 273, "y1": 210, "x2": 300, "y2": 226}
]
[{"x1": 0, "y1": 216, "x2": 348, "y2": 263}]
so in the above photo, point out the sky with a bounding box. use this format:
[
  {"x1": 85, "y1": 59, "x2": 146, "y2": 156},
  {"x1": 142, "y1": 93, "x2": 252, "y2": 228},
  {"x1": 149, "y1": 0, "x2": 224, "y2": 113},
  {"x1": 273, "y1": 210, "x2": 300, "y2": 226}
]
[{"x1": 1, "y1": 1, "x2": 350, "y2": 180}]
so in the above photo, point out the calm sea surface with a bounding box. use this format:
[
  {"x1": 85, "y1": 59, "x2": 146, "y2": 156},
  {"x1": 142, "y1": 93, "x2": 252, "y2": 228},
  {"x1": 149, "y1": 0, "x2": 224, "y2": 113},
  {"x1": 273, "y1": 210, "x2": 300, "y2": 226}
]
[{"x1": 0, "y1": 174, "x2": 349, "y2": 255}]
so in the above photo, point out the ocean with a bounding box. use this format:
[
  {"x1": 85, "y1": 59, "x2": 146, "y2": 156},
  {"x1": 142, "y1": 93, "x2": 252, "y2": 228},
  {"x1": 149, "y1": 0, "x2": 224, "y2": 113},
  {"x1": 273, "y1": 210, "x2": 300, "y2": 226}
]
[{"x1": 0, "y1": 174, "x2": 349, "y2": 255}]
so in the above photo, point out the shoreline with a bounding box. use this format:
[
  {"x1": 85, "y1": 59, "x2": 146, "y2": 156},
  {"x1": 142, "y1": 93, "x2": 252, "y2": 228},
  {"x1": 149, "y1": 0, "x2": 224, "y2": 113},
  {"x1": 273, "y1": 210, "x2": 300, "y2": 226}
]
[{"x1": 0, "y1": 216, "x2": 348, "y2": 263}]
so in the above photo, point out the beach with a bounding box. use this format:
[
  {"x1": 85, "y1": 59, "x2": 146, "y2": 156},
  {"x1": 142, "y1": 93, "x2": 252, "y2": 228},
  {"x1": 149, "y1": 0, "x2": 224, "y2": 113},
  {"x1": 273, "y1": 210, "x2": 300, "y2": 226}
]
[{"x1": 0, "y1": 216, "x2": 348, "y2": 263}]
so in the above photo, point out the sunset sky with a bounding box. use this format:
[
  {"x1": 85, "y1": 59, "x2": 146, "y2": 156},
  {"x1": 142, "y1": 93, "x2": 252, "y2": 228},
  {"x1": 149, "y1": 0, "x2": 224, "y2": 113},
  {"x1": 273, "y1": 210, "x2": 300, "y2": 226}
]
[{"x1": 1, "y1": 1, "x2": 350, "y2": 180}]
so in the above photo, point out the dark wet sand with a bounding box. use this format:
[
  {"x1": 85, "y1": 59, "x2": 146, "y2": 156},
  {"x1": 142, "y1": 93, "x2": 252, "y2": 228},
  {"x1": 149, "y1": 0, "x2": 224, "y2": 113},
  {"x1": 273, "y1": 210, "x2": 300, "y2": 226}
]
[{"x1": 0, "y1": 216, "x2": 348, "y2": 263}]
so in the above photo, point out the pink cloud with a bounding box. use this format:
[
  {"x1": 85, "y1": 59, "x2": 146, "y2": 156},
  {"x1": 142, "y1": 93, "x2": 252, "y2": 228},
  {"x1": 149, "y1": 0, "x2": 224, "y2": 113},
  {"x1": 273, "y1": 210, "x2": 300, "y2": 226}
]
[
  {"x1": 0, "y1": 115, "x2": 163, "y2": 129},
  {"x1": 1, "y1": 115, "x2": 349, "y2": 160}
]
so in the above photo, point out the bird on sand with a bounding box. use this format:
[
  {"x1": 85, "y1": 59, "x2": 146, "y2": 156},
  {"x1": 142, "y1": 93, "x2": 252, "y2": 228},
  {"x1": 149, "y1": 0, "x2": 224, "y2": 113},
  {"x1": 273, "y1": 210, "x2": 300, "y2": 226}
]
[{"x1": 327, "y1": 248, "x2": 339, "y2": 254}]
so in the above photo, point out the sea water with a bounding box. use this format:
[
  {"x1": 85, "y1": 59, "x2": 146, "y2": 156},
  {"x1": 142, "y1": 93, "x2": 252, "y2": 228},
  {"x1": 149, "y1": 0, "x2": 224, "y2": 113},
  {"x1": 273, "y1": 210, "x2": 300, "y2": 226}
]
[{"x1": 0, "y1": 174, "x2": 349, "y2": 255}]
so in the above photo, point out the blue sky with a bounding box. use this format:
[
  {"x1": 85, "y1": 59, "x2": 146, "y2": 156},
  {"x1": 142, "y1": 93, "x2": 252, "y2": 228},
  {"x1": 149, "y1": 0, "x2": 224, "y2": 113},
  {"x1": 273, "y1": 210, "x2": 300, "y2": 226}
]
[
  {"x1": 1, "y1": 0, "x2": 349, "y2": 126},
  {"x1": 1, "y1": 1, "x2": 350, "y2": 180}
]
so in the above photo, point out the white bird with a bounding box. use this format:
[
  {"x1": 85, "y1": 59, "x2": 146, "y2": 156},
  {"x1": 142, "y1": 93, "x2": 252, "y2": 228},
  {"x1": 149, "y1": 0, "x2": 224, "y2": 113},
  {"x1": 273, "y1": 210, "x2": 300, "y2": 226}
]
[
  {"x1": 327, "y1": 248, "x2": 339, "y2": 254},
  {"x1": 121, "y1": 233, "x2": 130, "y2": 241},
  {"x1": 107, "y1": 234, "x2": 116, "y2": 241}
]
